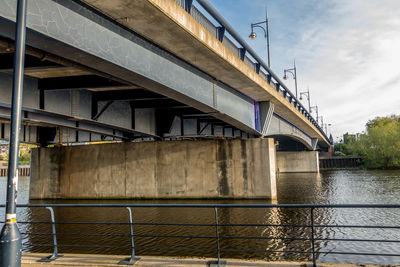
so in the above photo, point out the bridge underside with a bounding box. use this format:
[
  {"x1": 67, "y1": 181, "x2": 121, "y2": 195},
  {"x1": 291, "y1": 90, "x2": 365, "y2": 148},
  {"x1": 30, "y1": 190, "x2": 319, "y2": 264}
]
[{"x1": 0, "y1": 0, "x2": 329, "y2": 151}]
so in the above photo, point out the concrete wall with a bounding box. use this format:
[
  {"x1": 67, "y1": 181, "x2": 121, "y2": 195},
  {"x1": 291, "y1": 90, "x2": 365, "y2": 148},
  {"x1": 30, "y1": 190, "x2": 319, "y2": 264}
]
[
  {"x1": 276, "y1": 151, "x2": 319, "y2": 173},
  {"x1": 30, "y1": 138, "x2": 277, "y2": 199}
]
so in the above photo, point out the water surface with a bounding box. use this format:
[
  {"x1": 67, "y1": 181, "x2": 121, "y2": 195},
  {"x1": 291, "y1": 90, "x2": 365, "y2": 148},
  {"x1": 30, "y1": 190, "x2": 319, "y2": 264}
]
[{"x1": 1, "y1": 170, "x2": 400, "y2": 265}]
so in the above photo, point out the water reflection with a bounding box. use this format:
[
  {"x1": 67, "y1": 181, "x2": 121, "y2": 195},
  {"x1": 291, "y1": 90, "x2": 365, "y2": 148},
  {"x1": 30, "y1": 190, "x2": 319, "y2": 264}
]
[{"x1": 1, "y1": 170, "x2": 400, "y2": 264}]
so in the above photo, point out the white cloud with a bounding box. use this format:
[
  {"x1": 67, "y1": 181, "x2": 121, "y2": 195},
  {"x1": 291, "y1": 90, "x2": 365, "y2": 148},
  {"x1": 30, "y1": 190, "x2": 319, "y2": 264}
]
[{"x1": 293, "y1": 0, "x2": 400, "y2": 139}]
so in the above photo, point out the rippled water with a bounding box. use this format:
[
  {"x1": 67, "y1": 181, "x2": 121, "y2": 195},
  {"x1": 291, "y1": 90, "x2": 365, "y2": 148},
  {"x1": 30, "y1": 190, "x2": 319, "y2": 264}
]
[{"x1": 1, "y1": 170, "x2": 400, "y2": 265}]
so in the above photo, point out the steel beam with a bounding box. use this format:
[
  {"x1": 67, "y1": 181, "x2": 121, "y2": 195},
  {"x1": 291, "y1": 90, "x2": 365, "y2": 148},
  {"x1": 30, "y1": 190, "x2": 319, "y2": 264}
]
[
  {"x1": 0, "y1": 102, "x2": 159, "y2": 142},
  {"x1": 0, "y1": 0, "x2": 259, "y2": 135}
]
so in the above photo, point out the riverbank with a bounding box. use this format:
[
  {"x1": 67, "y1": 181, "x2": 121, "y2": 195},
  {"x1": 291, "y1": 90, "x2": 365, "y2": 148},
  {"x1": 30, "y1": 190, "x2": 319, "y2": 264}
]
[{"x1": 22, "y1": 253, "x2": 393, "y2": 267}]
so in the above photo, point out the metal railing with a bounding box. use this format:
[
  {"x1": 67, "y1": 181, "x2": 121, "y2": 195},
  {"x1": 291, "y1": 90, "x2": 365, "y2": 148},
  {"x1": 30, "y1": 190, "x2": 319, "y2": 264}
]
[
  {"x1": 1, "y1": 203, "x2": 400, "y2": 266},
  {"x1": 174, "y1": 0, "x2": 331, "y2": 144}
]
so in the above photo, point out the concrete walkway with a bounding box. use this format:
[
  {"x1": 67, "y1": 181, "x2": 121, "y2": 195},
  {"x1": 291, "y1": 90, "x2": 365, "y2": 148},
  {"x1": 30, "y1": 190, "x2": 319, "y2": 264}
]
[{"x1": 21, "y1": 253, "x2": 393, "y2": 267}]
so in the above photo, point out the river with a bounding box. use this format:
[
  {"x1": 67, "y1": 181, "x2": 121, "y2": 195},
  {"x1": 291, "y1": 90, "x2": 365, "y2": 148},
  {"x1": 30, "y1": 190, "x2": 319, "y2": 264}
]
[{"x1": 1, "y1": 169, "x2": 400, "y2": 265}]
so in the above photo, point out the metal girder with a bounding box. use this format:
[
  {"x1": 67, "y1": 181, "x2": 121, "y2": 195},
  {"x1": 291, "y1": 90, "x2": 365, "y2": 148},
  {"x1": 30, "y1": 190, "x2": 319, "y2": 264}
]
[
  {"x1": 239, "y1": 48, "x2": 246, "y2": 61},
  {"x1": 0, "y1": 52, "x2": 59, "y2": 69},
  {"x1": 38, "y1": 75, "x2": 126, "y2": 90},
  {"x1": 216, "y1": 26, "x2": 225, "y2": 42},
  {"x1": 0, "y1": 0, "x2": 259, "y2": 136},
  {"x1": 94, "y1": 90, "x2": 165, "y2": 101},
  {"x1": 259, "y1": 101, "x2": 274, "y2": 136},
  {"x1": 0, "y1": 102, "x2": 159, "y2": 141},
  {"x1": 92, "y1": 100, "x2": 113, "y2": 121},
  {"x1": 0, "y1": 66, "x2": 91, "y2": 79}
]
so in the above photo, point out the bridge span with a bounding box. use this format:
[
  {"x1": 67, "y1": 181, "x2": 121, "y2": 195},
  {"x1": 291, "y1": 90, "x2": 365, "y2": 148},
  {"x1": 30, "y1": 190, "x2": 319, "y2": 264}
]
[{"x1": 0, "y1": 0, "x2": 332, "y2": 200}]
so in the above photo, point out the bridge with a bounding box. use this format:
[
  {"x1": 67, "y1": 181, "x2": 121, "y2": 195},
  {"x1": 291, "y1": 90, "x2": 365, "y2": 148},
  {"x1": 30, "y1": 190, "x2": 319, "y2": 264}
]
[{"x1": 0, "y1": 0, "x2": 332, "y2": 200}]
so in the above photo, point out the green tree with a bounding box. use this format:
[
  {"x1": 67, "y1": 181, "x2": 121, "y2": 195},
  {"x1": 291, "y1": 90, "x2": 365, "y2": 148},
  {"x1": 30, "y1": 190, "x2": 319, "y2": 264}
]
[{"x1": 351, "y1": 115, "x2": 400, "y2": 169}]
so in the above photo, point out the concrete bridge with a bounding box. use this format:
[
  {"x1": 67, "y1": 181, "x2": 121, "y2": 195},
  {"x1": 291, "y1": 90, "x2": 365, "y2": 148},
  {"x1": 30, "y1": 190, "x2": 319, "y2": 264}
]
[{"x1": 0, "y1": 0, "x2": 331, "y2": 200}]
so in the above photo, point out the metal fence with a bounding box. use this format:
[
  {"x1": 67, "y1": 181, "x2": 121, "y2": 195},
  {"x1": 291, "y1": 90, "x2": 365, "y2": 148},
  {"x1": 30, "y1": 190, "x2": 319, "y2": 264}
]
[
  {"x1": 1, "y1": 203, "x2": 400, "y2": 266},
  {"x1": 0, "y1": 166, "x2": 30, "y2": 177}
]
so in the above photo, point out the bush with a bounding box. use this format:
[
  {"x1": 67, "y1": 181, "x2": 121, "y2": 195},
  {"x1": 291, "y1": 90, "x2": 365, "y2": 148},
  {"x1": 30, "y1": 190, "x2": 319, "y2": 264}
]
[{"x1": 349, "y1": 115, "x2": 400, "y2": 169}]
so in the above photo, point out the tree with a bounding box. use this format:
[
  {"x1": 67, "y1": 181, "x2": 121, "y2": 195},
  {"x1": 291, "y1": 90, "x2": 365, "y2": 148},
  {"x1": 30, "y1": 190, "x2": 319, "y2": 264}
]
[{"x1": 351, "y1": 115, "x2": 400, "y2": 169}]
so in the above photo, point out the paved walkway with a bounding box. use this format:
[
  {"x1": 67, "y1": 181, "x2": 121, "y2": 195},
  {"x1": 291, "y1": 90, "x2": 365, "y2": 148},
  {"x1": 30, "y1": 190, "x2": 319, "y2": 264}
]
[{"x1": 21, "y1": 253, "x2": 393, "y2": 267}]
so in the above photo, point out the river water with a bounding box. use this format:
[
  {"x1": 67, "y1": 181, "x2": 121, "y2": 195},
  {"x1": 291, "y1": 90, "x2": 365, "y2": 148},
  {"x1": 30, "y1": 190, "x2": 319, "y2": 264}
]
[{"x1": 1, "y1": 169, "x2": 400, "y2": 265}]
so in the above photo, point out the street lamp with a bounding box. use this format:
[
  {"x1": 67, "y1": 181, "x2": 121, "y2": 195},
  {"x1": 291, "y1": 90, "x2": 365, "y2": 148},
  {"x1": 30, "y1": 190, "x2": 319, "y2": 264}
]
[
  {"x1": 249, "y1": 8, "x2": 270, "y2": 68},
  {"x1": 283, "y1": 59, "x2": 298, "y2": 99},
  {"x1": 299, "y1": 88, "x2": 311, "y2": 113},
  {"x1": 310, "y1": 105, "x2": 318, "y2": 123},
  {"x1": 318, "y1": 116, "x2": 324, "y2": 126},
  {"x1": 325, "y1": 123, "x2": 332, "y2": 135}
]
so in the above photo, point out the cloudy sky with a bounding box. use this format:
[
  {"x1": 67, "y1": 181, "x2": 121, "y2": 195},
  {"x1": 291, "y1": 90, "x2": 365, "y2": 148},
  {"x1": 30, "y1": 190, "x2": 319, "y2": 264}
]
[{"x1": 199, "y1": 0, "x2": 400, "y2": 141}]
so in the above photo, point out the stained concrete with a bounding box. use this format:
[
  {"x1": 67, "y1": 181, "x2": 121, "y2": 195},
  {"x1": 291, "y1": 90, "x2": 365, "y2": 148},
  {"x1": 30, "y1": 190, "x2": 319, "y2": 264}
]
[
  {"x1": 276, "y1": 151, "x2": 319, "y2": 173},
  {"x1": 30, "y1": 138, "x2": 277, "y2": 199}
]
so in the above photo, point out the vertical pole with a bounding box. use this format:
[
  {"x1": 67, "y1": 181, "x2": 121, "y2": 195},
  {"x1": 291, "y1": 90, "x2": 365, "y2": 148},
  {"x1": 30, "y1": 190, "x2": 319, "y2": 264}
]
[
  {"x1": 0, "y1": 1, "x2": 27, "y2": 266},
  {"x1": 310, "y1": 208, "x2": 316, "y2": 267},
  {"x1": 294, "y1": 59, "x2": 298, "y2": 99},
  {"x1": 127, "y1": 207, "x2": 135, "y2": 261},
  {"x1": 38, "y1": 207, "x2": 63, "y2": 262},
  {"x1": 307, "y1": 88, "x2": 311, "y2": 113},
  {"x1": 48, "y1": 207, "x2": 58, "y2": 258},
  {"x1": 265, "y1": 7, "x2": 270, "y2": 68},
  {"x1": 214, "y1": 208, "x2": 221, "y2": 265},
  {"x1": 119, "y1": 207, "x2": 140, "y2": 265}
]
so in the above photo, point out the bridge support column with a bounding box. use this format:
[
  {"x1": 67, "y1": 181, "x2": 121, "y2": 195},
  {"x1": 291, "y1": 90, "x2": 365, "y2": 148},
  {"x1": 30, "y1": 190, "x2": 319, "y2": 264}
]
[
  {"x1": 30, "y1": 138, "x2": 277, "y2": 199},
  {"x1": 276, "y1": 151, "x2": 319, "y2": 173}
]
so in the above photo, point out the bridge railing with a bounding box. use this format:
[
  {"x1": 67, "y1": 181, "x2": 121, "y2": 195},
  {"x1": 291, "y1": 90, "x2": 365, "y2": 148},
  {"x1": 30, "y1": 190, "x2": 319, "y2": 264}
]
[
  {"x1": 174, "y1": 0, "x2": 331, "y2": 144},
  {"x1": 1, "y1": 203, "x2": 399, "y2": 266}
]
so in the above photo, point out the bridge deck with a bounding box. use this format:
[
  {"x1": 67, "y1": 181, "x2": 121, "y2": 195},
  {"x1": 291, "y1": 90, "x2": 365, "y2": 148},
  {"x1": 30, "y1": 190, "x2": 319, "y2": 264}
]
[{"x1": 81, "y1": 0, "x2": 329, "y2": 147}]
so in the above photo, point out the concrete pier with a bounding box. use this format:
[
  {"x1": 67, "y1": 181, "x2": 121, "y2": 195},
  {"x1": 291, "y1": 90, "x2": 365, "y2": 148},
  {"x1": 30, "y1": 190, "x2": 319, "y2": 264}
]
[
  {"x1": 276, "y1": 151, "x2": 319, "y2": 173},
  {"x1": 30, "y1": 138, "x2": 277, "y2": 199}
]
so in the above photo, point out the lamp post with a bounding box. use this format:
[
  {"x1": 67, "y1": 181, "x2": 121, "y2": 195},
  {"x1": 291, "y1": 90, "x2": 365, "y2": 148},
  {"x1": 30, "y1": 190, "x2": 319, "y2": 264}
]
[
  {"x1": 299, "y1": 88, "x2": 311, "y2": 113},
  {"x1": 325, "y1": 123, "x2": 332, "y2": 135},
  {"x1": 249, "y1": 8, "x2": 270, "y2": 68},
  {"x1": 283, "y1": 59, "x2": 298, "y2": 99},
  {"x1": 318, "y1": 116, "x2": 324, "y2": 127},
  {"x1": 0, "y1": 0, "x2": 27, "y2": 266},
  {"x1": 310, "y1": 105, "x2": 318, "y2": 124}
]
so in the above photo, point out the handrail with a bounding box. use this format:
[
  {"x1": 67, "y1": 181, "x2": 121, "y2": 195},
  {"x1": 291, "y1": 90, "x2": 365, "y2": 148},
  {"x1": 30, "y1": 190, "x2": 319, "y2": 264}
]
[
  {"x1": 1, "y1": 203, "x2": 400, "y2": 266},
  {"x1": 2, "y1": 203, "x2": 400, "y2": 208},
  {"x1": 194, "y1": 0, "x2": 331, "y2": 144}
]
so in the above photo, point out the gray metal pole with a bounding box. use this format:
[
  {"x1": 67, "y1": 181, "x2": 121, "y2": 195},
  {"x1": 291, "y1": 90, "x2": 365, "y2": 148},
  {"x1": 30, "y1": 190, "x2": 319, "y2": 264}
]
[
  {"x1": 294, "y1": 59, "x2": 298, "y2": 99},
  {"x1": 265, "y1": 7, "x2": 270, "y2": 68},
  {"x1": 0, "y1": 0, "x2": 27, "y2": 266},
  {"x1": 307, "y1": 88, "x2": 311, "y2": 113}
]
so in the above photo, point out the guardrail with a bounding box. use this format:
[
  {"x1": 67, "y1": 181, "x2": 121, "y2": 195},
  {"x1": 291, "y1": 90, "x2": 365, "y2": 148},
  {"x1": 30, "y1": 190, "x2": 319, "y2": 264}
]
[
  {"x1": 1, "y1": 203, "x2": 399, "y2": 266},
  {"x1": 0, "y1": 166, "x2": 30, "y2": 177},
  {"x1": 174, "y1": 0, "x2": 331, "y2": 144},
  {"x1": 319, "y1": 157, "x2": 362, "y2": 169}
]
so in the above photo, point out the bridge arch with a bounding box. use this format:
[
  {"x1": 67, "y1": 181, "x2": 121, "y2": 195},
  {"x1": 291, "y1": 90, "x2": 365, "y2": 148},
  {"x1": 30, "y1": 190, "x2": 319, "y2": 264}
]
[{"x1": 263, "y1": 113, "x2": 318, "y2": 151}]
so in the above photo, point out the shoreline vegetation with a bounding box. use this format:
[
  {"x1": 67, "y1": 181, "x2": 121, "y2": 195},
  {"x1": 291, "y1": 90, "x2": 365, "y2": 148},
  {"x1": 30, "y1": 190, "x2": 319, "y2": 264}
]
[{"x1": 334, "y1": 115, "x2": 400, "y2": 169}]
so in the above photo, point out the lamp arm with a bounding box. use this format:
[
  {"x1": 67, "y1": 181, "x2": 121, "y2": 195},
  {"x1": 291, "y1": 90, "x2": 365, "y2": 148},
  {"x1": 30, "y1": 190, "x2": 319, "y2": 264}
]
[
  {"x1": 251, "y1": 25, "x2": 267, "y2": 37},
  {"x1": 284, "y1": 69, "x2": 295, "y2": 77}
]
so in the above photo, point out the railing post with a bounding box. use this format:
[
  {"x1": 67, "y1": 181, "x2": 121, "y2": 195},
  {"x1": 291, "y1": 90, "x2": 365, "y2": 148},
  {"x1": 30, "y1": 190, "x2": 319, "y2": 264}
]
[
  {"x1": 207, "y1": 207, "x2": 226, "y2": 267},
  {"x1": 310, "y1": 207, "x2": 316, "y2": 267},
  {"x1": 119, "y1": 207, "x2": 140, "y2": 265},
  {"x1": 38, "y1": 207, "x2": 63, "y2": 262}
]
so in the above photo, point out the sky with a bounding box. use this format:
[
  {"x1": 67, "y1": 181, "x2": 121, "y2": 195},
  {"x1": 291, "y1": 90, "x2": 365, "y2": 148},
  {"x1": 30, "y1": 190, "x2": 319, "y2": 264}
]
[{"x1": 197, "y1": 0, "x2": 400, "y2": 142}]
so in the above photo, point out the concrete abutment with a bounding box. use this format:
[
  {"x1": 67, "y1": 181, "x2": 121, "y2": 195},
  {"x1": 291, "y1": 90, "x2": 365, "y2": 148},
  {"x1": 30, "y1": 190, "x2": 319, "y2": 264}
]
[
  {"x1": 276, "y1": 151, "x2": 319, "y2": 173},
  {"x1": 30, "y1": 138, "x2": 277, "y2": 200}
]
